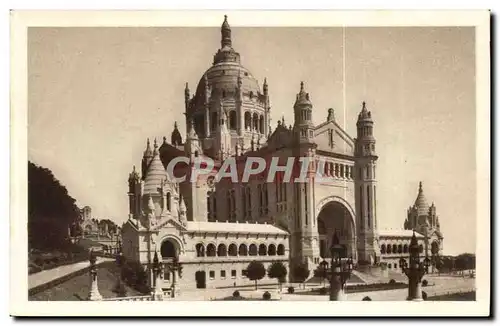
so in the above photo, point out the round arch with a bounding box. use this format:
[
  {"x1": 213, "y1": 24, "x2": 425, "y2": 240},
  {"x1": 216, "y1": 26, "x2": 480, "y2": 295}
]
[
  {"x1": 159, "y1": 234, "x2": 185, "y2": 256},
  {"x1": 316, "y1": 196, "x2": 357, "y2": 260}
]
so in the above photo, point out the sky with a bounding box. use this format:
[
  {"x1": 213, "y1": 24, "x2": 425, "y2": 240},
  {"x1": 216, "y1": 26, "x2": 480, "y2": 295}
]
[{"x1": 28, "y1": 24, "x2": 476, "y2": 255}]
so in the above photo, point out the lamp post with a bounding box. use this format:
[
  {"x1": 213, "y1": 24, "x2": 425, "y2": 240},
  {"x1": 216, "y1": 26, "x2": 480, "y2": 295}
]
[
  {"x1": 319, "y1": 259, "x2": 329, "y2": 289},
  {"x1": 399, "y1": 230, "x2": 431, "y2": 301},
  {"x1": 88, "y1": 249, "x2": 102, "y2": 301},
  {"x1": 329, "y1": 231, "x2": 353, "y2": 301},
  {"x1": 152, "y1": 251, "x2": 164, "y2": 301},
  {"x1": 164, "y1": 256, "x2": 183, "y2": 298}
]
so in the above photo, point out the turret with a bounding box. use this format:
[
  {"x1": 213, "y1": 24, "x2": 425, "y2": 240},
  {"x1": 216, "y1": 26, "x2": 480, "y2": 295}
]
[
  {"x1": 128, "y1": 165, "x2": 142, "y2": 219},
  {"x1": 141, "y1": 138, "x2": 154, "y2": 179},
  {"x1": 354, "y1": 101, "x2": 379, "y2": 264},
  {"x1": 184, "y1": 83, "x2": 190, "y2": 111},
  {"x1": 171, "y1": 121, "x2": 183, "y2": 146},
  {"x1": 293, "y1": 81, "x2": 315, "y2": 145}
]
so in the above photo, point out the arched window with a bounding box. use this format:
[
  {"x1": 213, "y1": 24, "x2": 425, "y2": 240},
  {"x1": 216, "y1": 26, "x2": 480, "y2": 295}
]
[
  {"x1": 228, "y1": 243, "x2": 238, "y2": 256},
  {"x1": 392, "y1": 244, "x2": 397, "y2": 254},
  {"x1": 268, "y1": 244, "x2": 277, "y2": 256},
  {"x1": 249, "y1": 244, "x2": 258, "y2": 256},
  {"x1": 244, "y1": 112, "x2": 251, "y2": 130},
  {"x1": 403, "y1": 244, "x2": 409, "y2": 253},
  {"x1": 167, "y1": 192, "x2": 171, "y2": 211},
  {"x1": 195, "y1": 243, "x2": 205, "y2": 257},
  {"x1": 277, "y1": 244, "x2": 285, "y2": 256},
  {"x1": 398, "y1": 244, "x2": 403, "y2": 254},
  {"x1": 381, "y1": 244, "x2": 386, "y2": 254},
  {"x1": 259, "y1": 115, "x2": 264, "y2": 134},
  {"x1": 258, "y1": 244, "x2": 267, "y2": 256},
  {"x1": 238, "y1": 244, "x2": 248, "y2": 256},
  {"x1": 419, "y1": 244, "x2": 424, "y2": 254},
  {"x1": 217, "y1": 244, "x2": 227, "y2": 257},
  {"x1": 388, "y1": 264, "x2": 392, "y2": 269},
  {"x1": 387, "y1": 245, "x2": 392, "y2": 254},
  {"x1": 161, "y1": 240, "x2": 177, "y2": 259},
  {"x1": 229, "y1": 111, "x2": 237, "y2": 130},
  {"x1": 252, "y1": 113, "x2": 259, "y2": 131},
  {"x1": 206, "y1": 244, "x2": 216, "y2": 257}
]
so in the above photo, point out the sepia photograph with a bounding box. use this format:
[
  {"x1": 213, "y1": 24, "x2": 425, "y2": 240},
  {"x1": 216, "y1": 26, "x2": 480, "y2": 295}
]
[{"x1": 10, "y1": 10, "x2": 490, "y2": 317}]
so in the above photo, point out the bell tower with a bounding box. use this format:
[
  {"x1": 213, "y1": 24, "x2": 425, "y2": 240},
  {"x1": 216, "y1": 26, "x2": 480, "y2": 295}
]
[{"x1": 354, "y1": 102, "x2": 380, "y2": 264}]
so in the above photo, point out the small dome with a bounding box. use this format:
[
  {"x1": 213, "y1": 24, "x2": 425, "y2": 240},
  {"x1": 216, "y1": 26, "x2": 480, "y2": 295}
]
[
  {"x1": 294, "y1": 81, "x2": 312, "y2": 107},
  {"x1": 143, "y1": 151, "x2": 168, "y2": 195},
  {"x1": 413, "y1": 182, "x2": 429, "y2": 216}
]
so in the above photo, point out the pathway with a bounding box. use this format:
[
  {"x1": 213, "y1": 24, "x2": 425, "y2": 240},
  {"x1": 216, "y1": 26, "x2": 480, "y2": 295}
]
[{"x1": 28, "y1": 257, "x2": 114, "y2": 290}]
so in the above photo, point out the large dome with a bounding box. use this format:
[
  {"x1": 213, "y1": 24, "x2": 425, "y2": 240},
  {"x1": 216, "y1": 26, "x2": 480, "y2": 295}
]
[
  {"x1": 193, "y1": 62, "x2": 261, "y2": 107},
  {"x1": 189, "y1": 15, "x2": 263, "y2": 113}
]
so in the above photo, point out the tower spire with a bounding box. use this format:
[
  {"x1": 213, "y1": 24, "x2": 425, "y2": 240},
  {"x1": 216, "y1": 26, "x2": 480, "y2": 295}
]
[{"x1": 221, "y1": 15, "x2": 232, "y2": 48}]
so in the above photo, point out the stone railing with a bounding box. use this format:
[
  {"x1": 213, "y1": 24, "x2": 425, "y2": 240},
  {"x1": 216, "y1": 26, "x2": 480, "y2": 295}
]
[{"x1": 102, "y1": 295, "x2": 153, "y2": 301}]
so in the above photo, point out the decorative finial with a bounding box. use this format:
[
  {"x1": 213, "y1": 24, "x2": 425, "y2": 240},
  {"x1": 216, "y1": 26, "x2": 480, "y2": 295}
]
[
  {"x1": 362, "y1": 101, "x2": 367, "y2": 111},
  {"x1": 163, "y1": 136, "x2": 167, "y2": 144},
  {"x1": 419, "y1": 181, "x2": 423, "y2": 192},
  {"x1": 133, "y1": 165, "x2": 136, "y2": 172},
  {"x1": 174, "y1": 121, "x2": 178, "y2": 129},
  {"x1": 281, "y1": 116, "x2": 285, "y2": 125},
  {"x1": 300, "y1": 81, "x2": 305, "y2": 92},
  {"x1": 154, "y1": 138, "x2": 158, "y2": 148}
]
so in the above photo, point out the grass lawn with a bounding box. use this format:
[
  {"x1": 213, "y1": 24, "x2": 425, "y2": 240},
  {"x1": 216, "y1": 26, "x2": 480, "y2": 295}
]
[
  {"x1": 29, "y1": 262, "x2": 142, "y2": 301},
  {"x1": 427, "y1": 291, "x2": 475, "y2": 301}
]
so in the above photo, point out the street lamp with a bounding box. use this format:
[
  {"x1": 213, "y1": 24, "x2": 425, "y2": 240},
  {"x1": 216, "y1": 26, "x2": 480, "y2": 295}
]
[
  {"x1": 399, "y1": 230, "x2": 431, "y2": 301},
  {"x1": 329, "y1": 231, "x2": 353, "y2": 301},
  {"x1": 319, "y1": 259, "x2": 329, "y2": 289},
  {"x1": 151, "y1": 251, "x2": 164, "y2": 300},
  {"x1": 164, "y1": 256, "x2": 183, "y2": 298}
]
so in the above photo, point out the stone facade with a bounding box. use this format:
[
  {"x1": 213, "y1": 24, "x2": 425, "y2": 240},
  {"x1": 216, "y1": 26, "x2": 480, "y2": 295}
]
[{"x1": 121, "y1": 15, "x2": 443, "y2": 291}]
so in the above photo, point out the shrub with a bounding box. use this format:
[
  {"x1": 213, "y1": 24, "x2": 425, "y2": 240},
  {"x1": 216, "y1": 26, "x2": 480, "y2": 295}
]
[
  {"x1": 263, "y1": 291, "x2": 271, "y2": 300},
  {"x1": 113, "y1": 281, "x2": 128, "y2": 297},
  {"x1": 388, "y1": 279, "x2": 396, "y2": 285},
  {"x1": 422, "y1": 291, "x2": 427, "y2": 300},
  {"x1": 233, "y1": 290, "x2": 240, "y2": 298},
  {"x1": 121, "y1": 260, "x2": 149, "y2": 293},
  {"x1": 287, "y1": 286, "x2": 295, "y2": 294},
  {"x1": 319, "y1": 287, "x2": 327, "y2": 295},
  {"x1": 362, "y1": 296, "x2": 372, "y2": 301},
  {"x1": 422, "y1": 279, "x2": 428, "y2": 287}
]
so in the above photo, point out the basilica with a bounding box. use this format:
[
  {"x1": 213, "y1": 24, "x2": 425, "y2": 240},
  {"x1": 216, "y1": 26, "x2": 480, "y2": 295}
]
[{"x1": 121, "y1": 16, "x2": 444, "y2": 291}]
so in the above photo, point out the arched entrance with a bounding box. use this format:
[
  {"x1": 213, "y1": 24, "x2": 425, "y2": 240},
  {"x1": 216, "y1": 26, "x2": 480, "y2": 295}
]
[
  {"x1": 160, "y1": 239, "x2": 178, "y2": 259},
  {"x1": 317, "y1": 200, "x2": 356, "y2": 260}
]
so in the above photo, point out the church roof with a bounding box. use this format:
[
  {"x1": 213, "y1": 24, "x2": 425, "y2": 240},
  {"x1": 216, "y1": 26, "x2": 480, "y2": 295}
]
[
  {"x1": 186, "y1": 221, "x2": 289, "y2": 235},
  {"x1": 413, "y1": 181, "x2": 429, "y2": 216},
  {"x1": 378, "y1": 229, "x2": 425, "y2": 238},
  {"x1": 143, "y1": 145, "x2": 168, "y2": 195}
]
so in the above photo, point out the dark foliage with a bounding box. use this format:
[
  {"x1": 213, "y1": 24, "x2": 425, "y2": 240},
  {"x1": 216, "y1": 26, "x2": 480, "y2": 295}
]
[
  {"x1": 362, "y1": 296, "x2": 372, "y2": 301},
  {"x1": 263, "y1": 291, "x2": 271, "y2": 300},
  {"x1": 388, "y1": 279, "x2": 396, "y2": 285},
  {"x1": 121, "y1": 260, "x2": 150, "y2": 294},
  {"x1": 28, "y1": 161, "x2": 81, "y2": 251},
  {"x1": 319, "y1": 287, "x2": 327, "y2": 295},
  {"x1": 267, "y1": 261, "x2": 287, "y2": 290},
  {"x1": 422, "y1": 291, "x2": 428, "y2": 300},
  {"x1": 422, "y1": 279, "x2": 428, "y2": 287},
  {"x1": 287, "y1": 286, "x2": 295, "y2": 294},
  {"x1": 293, "y1": 262, "x2": 310, "y2": 288},
  {"x1": 244, "y1": 261, "x2": 266, "y2": 290},
  {"x1": 232, "y1": 290, "x2": 240, "y2": 298}
]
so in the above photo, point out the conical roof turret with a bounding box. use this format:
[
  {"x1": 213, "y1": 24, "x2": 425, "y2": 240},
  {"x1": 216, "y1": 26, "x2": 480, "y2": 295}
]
[{"x1": 413, "y1": 181, "x2": 429, "y2": 216}]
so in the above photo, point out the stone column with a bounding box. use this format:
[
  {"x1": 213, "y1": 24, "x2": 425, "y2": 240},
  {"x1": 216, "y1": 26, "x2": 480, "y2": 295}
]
[{"x1": 152, "y1": 265, "x2": 164, "y2": 301}]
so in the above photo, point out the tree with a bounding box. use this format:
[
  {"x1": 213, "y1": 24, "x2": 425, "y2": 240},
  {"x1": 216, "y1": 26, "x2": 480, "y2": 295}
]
[
  {"x1": 28, "y1": 161, "x2": 81, "y2": 251},
  {"x1": 267, "y1": 261, "x2": 288, "y2": 291},
  {"x1": 244, "y1": 261, "x2": 266, "y2": 290},
  {"x1": 293, "y1": 262, "x2": 310, "y2": 289}
]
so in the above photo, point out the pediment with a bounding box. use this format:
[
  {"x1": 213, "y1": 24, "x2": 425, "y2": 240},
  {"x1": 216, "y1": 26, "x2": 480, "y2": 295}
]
[
  {"x1": 314, "y1": 120, "x2": 355, "y2": 156},
  {"x1": 152, "y1": 216, "x2": 188, "y2": 232}
]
